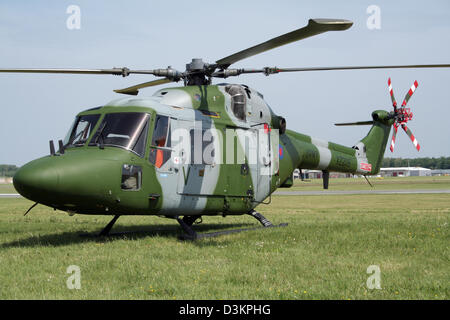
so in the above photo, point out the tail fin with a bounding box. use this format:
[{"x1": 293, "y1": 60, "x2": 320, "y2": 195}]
[{"x1": 359, "y1": 110, "x2": 393, "y2": 174}]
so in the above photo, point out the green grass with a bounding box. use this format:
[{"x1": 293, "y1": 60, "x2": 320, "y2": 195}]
[
  {"x1": 0, "y1": 186, "x2": 448, "y2": 299},
  {"x1": 0, "y1": 184, "x2": 16, "y2": 194}
]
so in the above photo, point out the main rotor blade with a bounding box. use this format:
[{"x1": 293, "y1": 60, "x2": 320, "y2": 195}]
[
  {"x1": 334, "y1": 121, "x2": 373, "y2": 126},
  {"x1": 0, "y1": 67, "x2": 135, "y2": 76},
  {"x1": 265, "y1": 64, "x2": 450, "y2": 73},
  {"x1": 215, "y1": 18, "x2": 353, "y2": 68},
  {"x1": 213, "y1": 64, "x2": 450, "y2": 78},
  {"x1": 0, "y1": 68, "x2": 181, "y2": 78},
  {"x1": 114, "y1": 78, "x2": 173, "y2": 95}
]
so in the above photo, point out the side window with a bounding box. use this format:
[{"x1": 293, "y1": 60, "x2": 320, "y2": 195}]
[
  {"x1": 121, "y1": 165, "x2": 142, "y2": 191},
  {"x1": 225, "y1": 85, "x2": 246, "y2": 121},
  {"x1": 149, "y1": 115, "x2": 171, "y2": 168}
]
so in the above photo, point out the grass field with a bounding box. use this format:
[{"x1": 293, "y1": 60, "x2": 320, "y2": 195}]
[
  {"x1": 0, "y1": 177, "x2": 448, "y2": 300},
  {"x1": 0, "y1": 184, "x2": 16, "y2": 194}
]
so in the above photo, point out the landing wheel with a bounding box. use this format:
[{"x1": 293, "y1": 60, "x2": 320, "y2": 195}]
[
  {"x1": 176, "y1": 216, "x2": 198, "y2": 240},
  {"x1": 182, "y1": 215, "x2": 201, "y2": 226}
]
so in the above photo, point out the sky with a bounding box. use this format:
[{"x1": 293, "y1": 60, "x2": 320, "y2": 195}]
[{"x1": 1, "y1": 0, "x2": 449, "y2": 166}]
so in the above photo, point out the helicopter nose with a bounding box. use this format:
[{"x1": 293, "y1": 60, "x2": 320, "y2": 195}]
[{"x1": 13, "y1": 157, "x2": 59, "y2": 203}]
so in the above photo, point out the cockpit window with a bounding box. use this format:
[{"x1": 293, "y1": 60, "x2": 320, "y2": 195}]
[
  {"x1": 149, "y1": 115, "x2": 171, "y2": 168},
  {"x1": 89, "y1": 112, "x2": 150, "y2": 157},
  {"x1": 225, "y1": 85, "x2": 246, "y2": 121},
  {"x1": 64, "y1": 114, "x2": 101, "y2": 147}
]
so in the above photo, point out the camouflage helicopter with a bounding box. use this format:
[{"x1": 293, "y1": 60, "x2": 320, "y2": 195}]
[{"x1": 2, "y1": 19, "x2": 450, "y2": 239}]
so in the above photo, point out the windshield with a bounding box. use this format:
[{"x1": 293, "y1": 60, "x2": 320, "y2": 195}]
[
  {"x1": 89, "y1": 112, "x2": 149, "y2": 157},
  {"x1": 64, "y1": 114, "x2": 101, "y2": 147}
]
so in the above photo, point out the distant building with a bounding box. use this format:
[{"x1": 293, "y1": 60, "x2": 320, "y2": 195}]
[
  {"x1": 0, "y1": 177, "x2": 13, "y2": 184},
  {"x1": 379, "y1": 167, "x2": 431, "y2": 177},
  {"x1": 430, "y1": 169, "x2": 450, "y2": 176},
  {"x1": 304, "y1": 170, "x2": 324, "y2": 179}
]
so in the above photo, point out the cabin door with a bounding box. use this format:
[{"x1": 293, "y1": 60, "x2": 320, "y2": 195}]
[
  {"x1": 241, "y1": 123, "x2": 279, "y2": 202},
  {"x1": 173, "y1": 119, "x2": 222, "y2": 196}
]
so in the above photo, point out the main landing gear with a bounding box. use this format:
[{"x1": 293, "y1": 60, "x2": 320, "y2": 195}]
[
  {"x1": 93, "y1": 211, "x2": 287, "y2": 240},
  {"x1": 176, "y1": 210, "x2": 287, "y2": 241}
]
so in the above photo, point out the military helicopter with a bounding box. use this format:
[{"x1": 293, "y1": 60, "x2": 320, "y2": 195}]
[{"x1": 2, "y1": 18, "x2": 450, "y2": 239}]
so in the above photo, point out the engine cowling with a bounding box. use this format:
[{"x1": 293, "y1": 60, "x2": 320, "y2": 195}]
[{"x1": 272, "y1": 116, "x2": 286, "y2": 134}]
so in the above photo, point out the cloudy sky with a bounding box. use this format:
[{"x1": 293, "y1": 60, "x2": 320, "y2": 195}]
[{"x1": 1, "y1": 0, "x2": 449, "y2": 166}]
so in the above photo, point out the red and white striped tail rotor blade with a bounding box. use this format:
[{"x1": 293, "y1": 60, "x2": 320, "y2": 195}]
[
  {"x1": 388, "y1": 77, "x2": 398, "y2": 110},
  {"x1": 390, "y1": 123, "x2": 399, "y2": 152},
  {"x1": 401, "y1": 80, "x2": 419, "y2": 107},
  {"x1": 401, "y1": 124, "x2": 421, "y2": 151}
]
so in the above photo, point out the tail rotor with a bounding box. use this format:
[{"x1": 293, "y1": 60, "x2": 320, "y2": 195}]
[
  {"x1": 387, "y1": 78, "x2": 421, "y2": 152},
  {"x1": 389, "y1": 122, "x2": 399, "y2": 152}
]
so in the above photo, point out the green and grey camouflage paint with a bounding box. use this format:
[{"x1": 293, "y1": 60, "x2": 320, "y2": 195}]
[{"x1": 13, "y1": 85, "x2": 393, "y2": 218}]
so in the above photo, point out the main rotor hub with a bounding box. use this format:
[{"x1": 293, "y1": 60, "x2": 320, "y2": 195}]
[{"x1": 185, "y1": 58, "x2": 213, "y2": 86}]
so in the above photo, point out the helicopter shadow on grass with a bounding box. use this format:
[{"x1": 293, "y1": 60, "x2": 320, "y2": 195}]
[{"x1": 0, "y1": 221, "x2": 256, "y2": 249}]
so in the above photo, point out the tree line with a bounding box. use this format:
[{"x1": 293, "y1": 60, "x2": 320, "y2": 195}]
[{"x1": 0, "y1": 165, "x2": 19, "y2": 177}]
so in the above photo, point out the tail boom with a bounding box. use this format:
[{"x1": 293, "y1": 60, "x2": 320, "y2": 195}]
[{"x1": 278, "y1": 110, "x2": 393, "y2": 184}]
